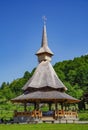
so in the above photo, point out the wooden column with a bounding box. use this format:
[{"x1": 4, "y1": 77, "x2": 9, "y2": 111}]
[
  {"x1": 36, "y1": 101, "x2": 40, "y2": 110},
  {"x1": 24, "y1": 102, "x2": 27, "y2": 111},
  {"x1": 61, "y1": 103, "x2": 64, "y2": 110},
  {"x1": 55, "y1": 102, "x2": 58, "y2": 111},
  {"x1": 34, "y1": 102, "x2": 37, "y2": 110},
  {"x1": 64, "y1": 103, "x2": 67, "y2": 111},
  {"x1": 49, "y1": 103, "x2": 52, "y2": 111}
]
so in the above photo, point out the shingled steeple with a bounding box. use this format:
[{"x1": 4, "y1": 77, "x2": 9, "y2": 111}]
[
  {"x1": 22, "y1": 24, "x2": 67, "y2": 92},
  {"x1": 12, "y1": 21, "x2": 80, "y2": 106},
  {"x1": 36, "y1": 24, "x2": 53, "y2": 63}
]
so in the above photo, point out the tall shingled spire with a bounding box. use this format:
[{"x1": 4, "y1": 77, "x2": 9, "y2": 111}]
[
  {"x1": 41, "y1": 24, "x2": 48, "y2": 47},
  {"x1": 11, "y1": 19, "x2": 80, "y2": 106},
  {"x1": 36, "y1": 22, "x2": 53, "y2": 63}
]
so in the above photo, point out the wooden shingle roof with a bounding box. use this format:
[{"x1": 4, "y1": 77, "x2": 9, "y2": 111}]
[
  {"x1": 36, "y1": 25, "x2": 53, "y2": 56},
  {"x1": 22, "y1": 61, "x2": 67, "y2": 91},
  {"x1": 11, "y1": 24, "x2": 80, "y2": 104},
  {"x1": 11, "y1": 91, "x2": 80, "y2": 103}
]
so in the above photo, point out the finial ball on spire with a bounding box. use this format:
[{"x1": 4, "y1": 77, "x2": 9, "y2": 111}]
[{"x1": 42, "y1": 16, "x2": 47, "y2": 25}]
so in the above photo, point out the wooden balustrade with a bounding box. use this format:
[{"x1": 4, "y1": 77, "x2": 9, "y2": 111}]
[
  {"x1": 14, "y1": 111, "x2": 31, "y2": 117},
  {"x1": 32, "y1": 110, "x2": 42, "y2": 118},
  {"x1": 14, "y1": 110, "x2": 78, "y2": 119},
  {"x1": 54, "y1": 110, "x2": 78, "y2": 119},
  {"x1": 14, "y1": 110, "x2": 42, "y2": 118}
]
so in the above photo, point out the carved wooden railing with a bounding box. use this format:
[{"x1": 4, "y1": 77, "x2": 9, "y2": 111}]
[
  {"x1": 14, "y1": 111, "x2": 31, "y2": 117},
  {"x1": 14, "y1": 110, "x2": 42, "y2": 118},
  {"x1": 14, "y1": 110, "x2": 78, "y2": 119},
  {"x1": 54, "y1": 110, "x2": 78, "y2": 119}
]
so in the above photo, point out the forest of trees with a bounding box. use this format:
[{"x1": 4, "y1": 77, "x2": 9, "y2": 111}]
[{"x1": 0, "y1": 55, "x2": 88, "y2": 104}]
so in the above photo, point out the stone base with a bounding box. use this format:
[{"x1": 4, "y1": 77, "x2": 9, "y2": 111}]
[{"x1": 13, "y1": 116, "x2": 79, "y2": 124}]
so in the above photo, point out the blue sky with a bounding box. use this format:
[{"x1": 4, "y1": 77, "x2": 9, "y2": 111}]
[{"x1": 0, "y1": 0, "x2": 88, "y2": 86}]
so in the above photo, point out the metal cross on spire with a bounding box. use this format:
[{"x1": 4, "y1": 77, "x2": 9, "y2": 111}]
[{"x1": 42, "y1": 16, "x2": 47, "y2": 25}]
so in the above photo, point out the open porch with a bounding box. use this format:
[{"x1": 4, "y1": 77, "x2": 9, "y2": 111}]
[{"x1": 13, "y1": 110, "x2": 78, "y2": 123}]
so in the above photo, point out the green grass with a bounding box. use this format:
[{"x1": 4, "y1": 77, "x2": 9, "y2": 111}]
[{"x1": 0, "y1": 124, "x2": 88, "y2": 130}]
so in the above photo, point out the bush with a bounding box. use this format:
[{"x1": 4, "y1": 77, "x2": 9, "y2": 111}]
[{"x1": 79, "y1": 110, "x2": 88, "y2": 120}]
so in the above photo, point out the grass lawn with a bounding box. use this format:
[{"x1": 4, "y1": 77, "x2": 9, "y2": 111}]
[{"x1": 0, "y1": 124, "x2": 88, "y2": 130}]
